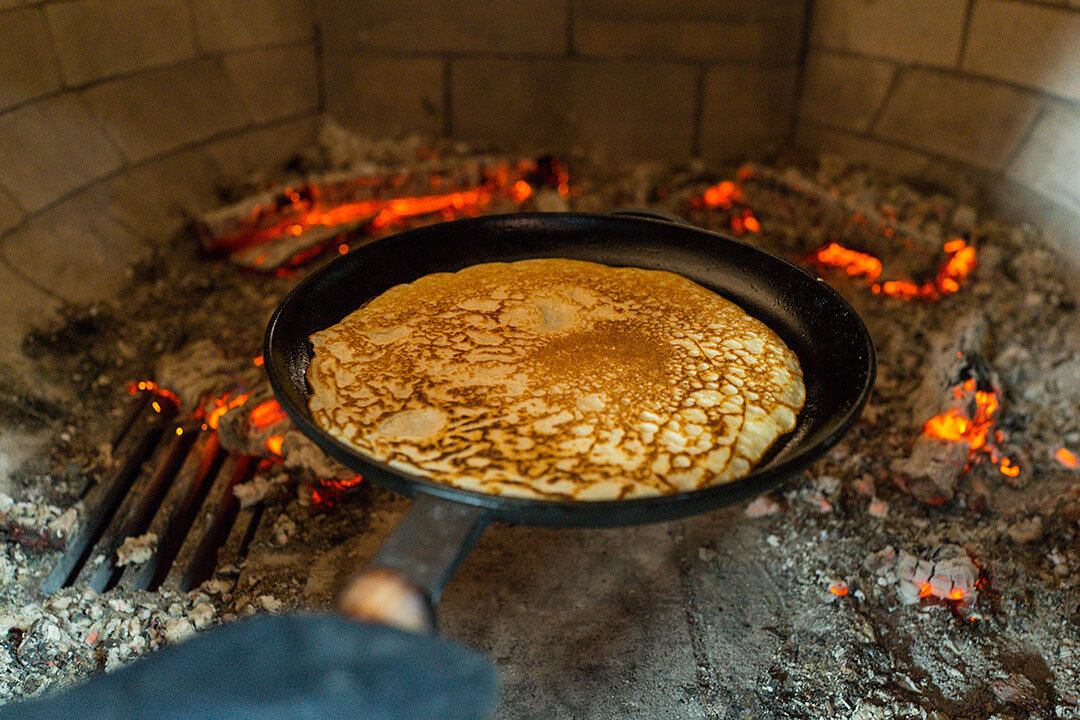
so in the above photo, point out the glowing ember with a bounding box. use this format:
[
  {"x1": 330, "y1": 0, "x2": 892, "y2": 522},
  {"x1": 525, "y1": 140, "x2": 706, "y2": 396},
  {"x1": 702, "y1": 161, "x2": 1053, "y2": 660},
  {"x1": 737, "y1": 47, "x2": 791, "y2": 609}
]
[
  {"x1": 249, "y1": 399, "x2": 286, "y2": 429},
  {"x1": 207, "y1": 392, "x2": 251, "y2": 430},
  {"x1": 812, "y1": 238, "x2": 977, "y2": 301},
  {"x1": 999, "y1": 457, "x2": 1020, "y2": 477},
  {"x1": 208, "y1": 160, "x2": 543, "y2": 268},
  {"x1": 1055, "y1": 448, "x2": 1078, "y2": 468},
  {"x1": 310, "y1": 475, "x2": 364, "y2": 507},
  {"x1": 252, "y1": 355, "x2": 264, "y2": 367},
  {"x1": 829, "y1": 581, "x2": 849, "y2": 597},
  {"x1": 265, "y1": 435, "x2": 284, "y2": 456},
  {"x1": 127, "y1": 380, "x2": 181, "y2": 406},
  {"x1": 812, "y1": 243, "x2": 882, "y2": 282},
  {"x1": 922, "y1": 381, "x2": 1019, "y2": 479},
  {"x1": 696, "y1": 180, "x2": 742, "y2": 209}
]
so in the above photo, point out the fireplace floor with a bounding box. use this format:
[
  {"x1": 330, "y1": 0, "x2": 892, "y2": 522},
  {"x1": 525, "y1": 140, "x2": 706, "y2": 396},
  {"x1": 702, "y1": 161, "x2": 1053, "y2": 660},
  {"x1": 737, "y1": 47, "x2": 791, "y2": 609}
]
[{"x1": 1, "y1": 139, "x2": 1079, "y2": 719}]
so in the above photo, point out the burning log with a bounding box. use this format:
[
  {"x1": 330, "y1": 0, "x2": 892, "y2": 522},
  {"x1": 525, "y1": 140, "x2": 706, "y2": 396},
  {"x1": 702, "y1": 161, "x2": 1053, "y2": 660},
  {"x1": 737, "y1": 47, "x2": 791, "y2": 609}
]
[
  {"x1": 890, "y1": 313, "x2": 1010, "y2": 503},
  {"x1": 195, "y1": 160, "x2": 538, "y2": 272}
]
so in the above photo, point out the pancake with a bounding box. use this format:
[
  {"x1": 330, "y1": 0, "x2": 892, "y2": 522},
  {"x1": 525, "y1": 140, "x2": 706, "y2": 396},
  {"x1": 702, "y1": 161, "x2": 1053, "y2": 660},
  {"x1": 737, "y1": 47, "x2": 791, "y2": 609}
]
[{"x1": 307, "y1": 258, "x2": 805, "y2": 501}]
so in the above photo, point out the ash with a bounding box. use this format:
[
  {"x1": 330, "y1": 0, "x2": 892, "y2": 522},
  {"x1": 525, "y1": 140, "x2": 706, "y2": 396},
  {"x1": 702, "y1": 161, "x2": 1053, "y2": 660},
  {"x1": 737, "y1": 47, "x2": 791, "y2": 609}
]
[{"x1": 2, "y1": 130, "x2": 1080, "y2": 720}]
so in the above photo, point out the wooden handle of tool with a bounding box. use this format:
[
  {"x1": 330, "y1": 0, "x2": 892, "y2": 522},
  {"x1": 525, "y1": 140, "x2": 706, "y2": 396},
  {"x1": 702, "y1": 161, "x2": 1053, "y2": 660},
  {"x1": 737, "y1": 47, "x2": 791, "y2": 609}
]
[{"x1": 339, "y1": 568, "x2": 435, "y2": 633}]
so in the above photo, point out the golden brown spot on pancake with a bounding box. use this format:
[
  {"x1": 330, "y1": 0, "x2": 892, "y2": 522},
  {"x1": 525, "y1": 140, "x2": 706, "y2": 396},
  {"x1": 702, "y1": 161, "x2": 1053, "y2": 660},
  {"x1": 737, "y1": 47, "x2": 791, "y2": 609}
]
[{"x1": 307, "y1": 258, "x2": 804, "y2": 500}]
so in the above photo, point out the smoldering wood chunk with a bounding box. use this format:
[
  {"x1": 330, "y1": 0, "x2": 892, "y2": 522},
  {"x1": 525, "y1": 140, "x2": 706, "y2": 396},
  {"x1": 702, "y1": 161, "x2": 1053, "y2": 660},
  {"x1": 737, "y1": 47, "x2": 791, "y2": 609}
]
[
  {"x1": 909, "y1": 311, "x2": 993, "y2": 424},
  {"x1": 155, "y1": 340, "x2": 247, "y2": 412},
  {"x1": 892, "y1": 311, "x2": 1002, "y2": 503},
  {"x1": 895, "y1": 544, "x2": 979, "y2": 606},
  {"x1": 890, "y1": 438, "x2": 969, "y2": 504},
  {"x1": 215, "y1": 385, "x2": 287, "y2": 458}
]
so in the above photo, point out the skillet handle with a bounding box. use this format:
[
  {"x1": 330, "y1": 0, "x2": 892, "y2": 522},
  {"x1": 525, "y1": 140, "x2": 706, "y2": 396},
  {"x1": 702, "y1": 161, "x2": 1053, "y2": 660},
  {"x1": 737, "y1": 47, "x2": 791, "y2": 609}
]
[
  {"x1": 608, "y1": 208, "x2": 691, "y2": 226},
  {"x1": 339, "y1": 493, "x2": 489, "y2": 633}
]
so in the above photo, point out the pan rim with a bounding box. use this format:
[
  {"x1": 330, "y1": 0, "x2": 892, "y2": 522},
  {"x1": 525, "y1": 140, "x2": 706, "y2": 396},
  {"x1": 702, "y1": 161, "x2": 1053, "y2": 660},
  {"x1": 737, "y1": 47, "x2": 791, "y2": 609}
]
[{"x1": 264, "y1": 211, "x2": 875, "y2": 525}]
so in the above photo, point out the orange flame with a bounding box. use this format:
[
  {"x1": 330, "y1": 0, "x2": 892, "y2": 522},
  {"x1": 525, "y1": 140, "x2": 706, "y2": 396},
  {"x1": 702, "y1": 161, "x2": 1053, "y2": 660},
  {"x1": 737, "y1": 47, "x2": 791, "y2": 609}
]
[
  {"x1": 923, "y1": 382, "x2": 1019, "y2": 478},
  {"x1": 829, "y1": 583, "x2": 849, "y2": 597},
  {"x1": 265, "y1": 435, "x2": 284, "y2": 455},
  {"x1": 249, "y1": 399, "x2": 286, "y2": 429},
  {"x1": 814, "y1": 239, "x2": 977, "y2": 301},
  {"x1": 1055, "y1": 448, "x2": 1078, "y2": 468},
  {"x1": 924, "y1": 389, "x2": 998, "y2": 451}
]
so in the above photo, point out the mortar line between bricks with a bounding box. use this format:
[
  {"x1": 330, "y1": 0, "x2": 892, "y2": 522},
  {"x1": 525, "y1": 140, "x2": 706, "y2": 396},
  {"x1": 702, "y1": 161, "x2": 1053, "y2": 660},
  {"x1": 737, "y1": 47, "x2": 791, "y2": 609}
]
[
  {"x1": 808, "y1": 43, "x2": 1080, "y2": 107},
  {"x1": 0, "y1": 253, "x2": 66, "y2": 303},
  {"x1": 0, "y1": 38, "x2": 315, "y2": 119},
  {"x1": 442, "y1": 57, "x2": 453, "y2": 138},
  {"x1": 955, "y1": 0, "x2": 976, "y2": 70},
  {"x1": 0, "y1": 110, "x2": 318, "y2": 256},
  {"x1": 313, "y1": 18, "x2": 327, "y2": 114},
  {"x1": 1003, "y1": 104, "x2": 1047, "y2": 176},
  {"x1": 798, "y1": 117, "x2": 1033, "y2": 188},
  {"x1": 565, "y1": 0, "x2": 575, "y2": 56},
  {"x1": 865, "y1": 65, "x2": 905, "y2": 135},
  {"x1": 691, "y1": 65, "x2": 706, "y2": 158},
  {"x1": 785, "y1": 0, "x2": 818, "y2": 148},
  {"x1": 322, "y1": 47, "x2": 800, "y2": 69}
]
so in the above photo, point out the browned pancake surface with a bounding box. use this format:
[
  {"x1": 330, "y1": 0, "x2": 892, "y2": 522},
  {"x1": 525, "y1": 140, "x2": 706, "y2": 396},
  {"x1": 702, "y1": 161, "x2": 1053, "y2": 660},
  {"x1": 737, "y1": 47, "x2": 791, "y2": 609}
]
[{"x1": 307, "y1": 259, "x2": 804, "y2": 500}]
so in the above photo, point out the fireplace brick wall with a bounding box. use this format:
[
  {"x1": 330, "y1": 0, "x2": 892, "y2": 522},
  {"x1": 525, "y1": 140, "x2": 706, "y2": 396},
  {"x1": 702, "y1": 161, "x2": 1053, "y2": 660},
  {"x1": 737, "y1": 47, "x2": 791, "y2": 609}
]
[
  {"x1": 317, "y1": 0, "x2": 807, "y2": 161},
  {"x1": 4, "y1": 0, "x2": 1080, "y2": 365},
  {"x1": 795, "y1": 0, "x2": 1080, "y2": 264},
  {"x1": 0, "y1": 0, "x2": 320, "y2": 358}
]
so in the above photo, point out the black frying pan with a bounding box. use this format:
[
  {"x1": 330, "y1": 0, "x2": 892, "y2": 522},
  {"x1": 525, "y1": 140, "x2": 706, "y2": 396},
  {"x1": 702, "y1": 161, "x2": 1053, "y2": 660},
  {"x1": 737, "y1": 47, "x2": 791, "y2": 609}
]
[{"x1": 264, "y1": 211, "x2": 875, "y2": 628}]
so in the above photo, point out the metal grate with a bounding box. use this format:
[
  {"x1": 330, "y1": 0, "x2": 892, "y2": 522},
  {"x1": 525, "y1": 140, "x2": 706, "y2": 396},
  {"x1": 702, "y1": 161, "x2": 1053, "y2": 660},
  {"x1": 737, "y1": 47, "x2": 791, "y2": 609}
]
[{"x1": 42, "y1": 392, "x2": 264, "y2": 594}]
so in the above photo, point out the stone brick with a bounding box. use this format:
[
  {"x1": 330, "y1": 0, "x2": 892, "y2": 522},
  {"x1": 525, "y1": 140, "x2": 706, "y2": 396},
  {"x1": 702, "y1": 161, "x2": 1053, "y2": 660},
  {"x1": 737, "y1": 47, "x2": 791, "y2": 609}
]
[
  {"x1": 793, "y1": 121, "x2": 934, "y2": 179},
  {"x1": 798, "y1": 49, "x2": 896, "y2": 133},
  {"x1": 964, "y1": 0, "x2": 1080, "y2": 102},
  {"x1": 811, "y1": 0, "x2": 967, "y2": 67},
  {"x1": 191, "y1": 0, "x2": 314, "y2": 52},
  {"x1": 319, "y1": 0, "x2": 565, "y2": 54},
  {"x1": 325, "y1": 54, "x2": 445, "y2": 138},
  {"x1": 700, "y1": 65, "x2": 798, "y2": 161},
  {"x1": 873, "y1": 68, "x2": 1040, "y2": 170},
  {"x1": 204, "y1": 115, "x2": 318, "y2": 180},
  {"x1": 451, "y1": 58, "x2": 696, "y2": 160},
  {"x1": 97, "y1": 148, "x2": 222, "y2": 240},
  {"x1": 222, "y1": 45, "x2": 318, "y2": 125},
  {"x1": 574, "y1": 0, "x2": 805, "y2": 63},
  {"x1": 1009, "y1": 103, "x2": 1080, "y2": 215},
  {"x1": 0, "y1": 8, "x2": 62, "y2": 111},
  {"x1": 0, "y1": 262, "x2": 62, "y2": 365},
  {"x1": 45, "y1": 0, "x2": 197, "y2": 86},
  {"x1": 0, "y1": 95, "x2": 123, "y2": 212},
  {"x1": 0, "y1": 190, "x2": 148, "y2": 303},
  {"x1": 81, "y1": 59, "x2": 251, "y2": 164},
  {"x1": 0, "y1": 186, "x2": 24, "y2": 236}
]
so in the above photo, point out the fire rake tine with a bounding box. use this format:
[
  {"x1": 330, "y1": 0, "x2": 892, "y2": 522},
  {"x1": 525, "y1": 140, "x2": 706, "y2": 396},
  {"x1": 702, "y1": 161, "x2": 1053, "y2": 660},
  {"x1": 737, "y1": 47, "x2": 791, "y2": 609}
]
[
  {"x1": 78, "y1": 416, "x2": 194, "y2": 593},
  {"x1": 216, "y1": 501, "x2": 263, "y2": 571},
  {"x1": 119, "y1": 431, "x2": 223, "y2": 591},
  {"x1": 109, "y1": 392, "x2": 150, "y2": 450},
  {"x1": 163, "y1": 454, "x2": 252, "y2": 592},
  {"x1": 41, "y1": 396, "x2": 175, "y2": 594}
]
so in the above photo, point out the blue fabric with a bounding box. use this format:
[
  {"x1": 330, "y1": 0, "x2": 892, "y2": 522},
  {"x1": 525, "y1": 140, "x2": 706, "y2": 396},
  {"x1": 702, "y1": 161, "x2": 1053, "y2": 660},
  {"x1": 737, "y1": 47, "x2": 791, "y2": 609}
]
[{"x1": 1, "y1": 613, "x2": 496, "y2": 720}]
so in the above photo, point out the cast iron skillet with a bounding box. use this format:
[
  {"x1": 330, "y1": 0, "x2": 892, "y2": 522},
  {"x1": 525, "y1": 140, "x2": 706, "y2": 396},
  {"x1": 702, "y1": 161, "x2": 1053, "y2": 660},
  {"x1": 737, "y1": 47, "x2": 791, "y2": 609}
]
[{"x1": 264, "y1": 211, "x2": 875, "y2": 625}]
